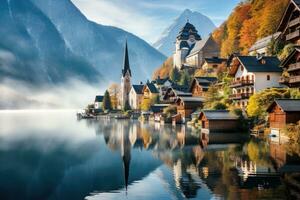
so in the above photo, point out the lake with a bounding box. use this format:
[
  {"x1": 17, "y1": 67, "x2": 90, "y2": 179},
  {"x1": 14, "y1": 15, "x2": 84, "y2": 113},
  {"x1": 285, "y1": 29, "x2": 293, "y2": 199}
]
[{"x1": 0, "y1": 110, "x2": 299, "y2": 200}]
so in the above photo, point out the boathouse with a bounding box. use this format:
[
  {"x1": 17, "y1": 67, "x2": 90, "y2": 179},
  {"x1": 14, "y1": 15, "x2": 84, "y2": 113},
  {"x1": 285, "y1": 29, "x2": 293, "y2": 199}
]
[
  {"x1": 267, "y1": 99, "x2": 300, "y2": 129},
  {"x1": 175, "y1": 96, "x2": 204, "y2": 123},
  {"x1": 198, "y1": 110, "x2": 239, "y2": 132}
]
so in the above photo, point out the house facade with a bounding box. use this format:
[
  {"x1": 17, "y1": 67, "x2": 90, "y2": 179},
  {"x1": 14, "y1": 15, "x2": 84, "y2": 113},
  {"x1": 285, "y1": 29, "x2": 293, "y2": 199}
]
[
  {"x1": 267, "y1": 99, "x2": 300, "y2": 129},
  {"x1": 129, "y1": 84, "x2": 144, "y2": 110},
  {"x1": 190, "y1": 77, "x2": 218, "y2": 97},
  {"x1": 279, "y1": 47, "x2": 300, "y2": 88},
  {"x1": 198, "y1": 110, "x2": 239, "y2": 132},
  {"x1": 142, "y1": 82, "x2": 159, "y2": 100},
  {"x1": 94, "y1": 95, "x2": 104, "y2": 110},
  {"x1": 277, "y1": 0, "x2": 300, "y2": 45},
  {"x1": 229, "y1": 56, "x2": 283, "y2": 107},
  {"x1": 175, "y1": 96, "x2": 204, "y2": 123},
  {"x1": 248, "y1": 32, "x2": 281, "y2": 56},
  {"x1": 201, "y1": 57, "x2": 227, "y2": 75}
]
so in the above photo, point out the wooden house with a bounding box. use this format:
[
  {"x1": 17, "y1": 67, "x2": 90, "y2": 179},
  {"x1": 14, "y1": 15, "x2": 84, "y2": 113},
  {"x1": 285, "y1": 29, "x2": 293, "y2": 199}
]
[
  {"x1": 175, "y1": 96, "x2": 204, "y2": 123},
  {"x1": 279, "y1": 47, "x2": 300, "y2": 88},
  {"x1": 198, "y1": 110, "x2": 239, "y2": 132},
  {"x1": 201, "y1": 57, "x2": 227, "y2": 75},
  {"x1": 150, "y1": 104, "x2": 170, "y2": 122},
  {"x1": 163, "y1": 86, "x2": 192, "y2": 103},
  {"x1": 229, "y1": 55, "x2": 283, "y2": 107},
  {"x1": 190, "y1": 77, "x2": 218, "y2": 97},
  {"x1": 277, "y1": 0, "x2": 300, "y2": 44},
  {"x1": 267, "y1": 99, "x2": 300, "y2": 129},
  {"x1": 142, "y1": 82, "x2": 159, "y2": 99}
]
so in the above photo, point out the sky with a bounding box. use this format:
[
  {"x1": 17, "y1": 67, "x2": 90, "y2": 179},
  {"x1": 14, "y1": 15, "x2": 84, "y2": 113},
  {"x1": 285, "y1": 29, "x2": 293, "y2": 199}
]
[{"x1": 71, "y1": 0, "x2": 241, "y2": 44}]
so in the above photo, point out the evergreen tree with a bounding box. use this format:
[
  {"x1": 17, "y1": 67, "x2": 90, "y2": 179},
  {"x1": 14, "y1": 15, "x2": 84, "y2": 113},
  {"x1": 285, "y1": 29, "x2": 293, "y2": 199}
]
[
  {"x1": 179, "y1": 70, "x2": 191, "y2": 86},
  {"x1": 123, "y1": 99, "x2": 131, "y2": 111},
  {"x1": 169, "y1": 67, "x2": 181, "y2": 83},
  {"x1": 102, "y1": 90, "x2": 112, "y2": 111}
]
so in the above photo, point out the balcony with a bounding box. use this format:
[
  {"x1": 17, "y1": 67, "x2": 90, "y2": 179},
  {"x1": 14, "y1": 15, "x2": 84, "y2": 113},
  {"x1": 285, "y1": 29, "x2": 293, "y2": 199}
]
[
  {"x1": 289, "y1": 75, "x2": 300, "y2": 83},
  {"x1": 279, "y1": 76, "x2": 289, "y2": 84},
  {"x1": 229, "y1": 93, "x2": 253, "y2": 100},
  {"x1": 287, "y1": 62, "x2": 300, "y2": 72},
  {"x1": 289, "y1": 17, "x2": 300, "y2": 28},
  {"x1": 230, "y1": 80, "x2": 254, "y2": 88},
  {"x1": 286, "y1": 30, "x2": 300, "y2": 41}
]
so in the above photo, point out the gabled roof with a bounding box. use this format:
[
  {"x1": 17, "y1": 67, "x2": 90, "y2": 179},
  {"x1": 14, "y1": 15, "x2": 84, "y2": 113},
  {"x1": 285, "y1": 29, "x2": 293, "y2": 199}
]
[
  {"x1": 200, "y1": 110, "x2": 239, "y2": 120},
  {"x1": 188, "y1": 37, "x2": 210, "y2": 56},
  {"x1": 267, "y1": 99, "x2": 300, "y2": 112},
  {"x1": 190, "y1": 76, "x2": 218, "y2": 92},
  {"x1": 152, "y1": 77, "x2": 171, "y2": 85},
  {"x1": 204, "y1": 57, "x2": 227, "y2": 64},
  {"x1": 176, "y1": 96, "x2": 205, "y2": 103},
  {"x1": 277, "y1": 0, "x2": 300, "y2": 32},
  {"x1": 144, "y1": 83, "x2": 159, "y2": 94},
  {"x1": 95, "y1": 95, "x2": 104, "y2": 102},
  {"x1": 131, "y1": 84, "x2": 144, "y2": 94},
  {"x1": 249, "y1": 32, "x2": 281, "y2": 52},
  {"x1": 230, "y1": 56, "x2": 282, "y2": 75}
]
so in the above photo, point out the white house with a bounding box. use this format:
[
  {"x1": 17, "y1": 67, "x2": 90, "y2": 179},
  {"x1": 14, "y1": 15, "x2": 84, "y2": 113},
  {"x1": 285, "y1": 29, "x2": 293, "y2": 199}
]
[
  {"x1": 94, "y1": 95, "x2": 104, "y2": 110},
  {"x1": 229, "y1": 55, "x2": 283, "y2": 107},
  {"x1": 248, "y1": 32, "x2": 281, "y2": 56},
  {"x1": 129, "y1": 84, "x2": 144, "y2": 110}
]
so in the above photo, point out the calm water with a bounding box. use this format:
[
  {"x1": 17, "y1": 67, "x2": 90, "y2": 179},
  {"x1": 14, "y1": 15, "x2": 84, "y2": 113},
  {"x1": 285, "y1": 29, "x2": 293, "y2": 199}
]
[{"x1": 0, "y1": 110, "x2": 299, "y2": 200}]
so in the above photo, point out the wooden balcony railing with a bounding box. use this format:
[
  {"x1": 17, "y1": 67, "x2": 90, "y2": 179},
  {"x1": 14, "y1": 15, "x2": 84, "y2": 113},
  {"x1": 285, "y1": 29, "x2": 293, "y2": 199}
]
[
  {"x1": 230, "y1": 80, "x2": 254, "y2": 88},
  {"x1": 229, "y1": 93, "x2": 254, "y2": 100},
  {"x1": 287, "y1": 62, "x2": 300, "y2": 72},
  {"x1": 289, "y1": 17, "x2": 300, "y2": 28},
  {"x1": 286, "y1": 30, "x2": 300, "y2": 41},
  {"x1": 289, "y1": 75, "x2": 300, "y2": 83}
]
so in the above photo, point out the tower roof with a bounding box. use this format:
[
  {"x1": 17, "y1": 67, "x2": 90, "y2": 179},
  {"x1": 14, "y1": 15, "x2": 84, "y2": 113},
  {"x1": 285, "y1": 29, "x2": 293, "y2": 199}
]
[
  {"x1": 122, "y1": 41, "x2": 132, "y2": 77},
  {"x1": 177, "y1": 22, "x2": 201, "y2": 40}
]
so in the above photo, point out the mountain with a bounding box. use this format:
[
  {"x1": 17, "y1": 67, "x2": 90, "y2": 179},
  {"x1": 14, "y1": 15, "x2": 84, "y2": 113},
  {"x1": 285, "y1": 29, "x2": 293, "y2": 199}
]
[
  {"x1": 153, "y1": 9, "x2": 216, "y2": 56},
  {"x1": 0, "y1": 0, "x2": 166, "y2": 85}
]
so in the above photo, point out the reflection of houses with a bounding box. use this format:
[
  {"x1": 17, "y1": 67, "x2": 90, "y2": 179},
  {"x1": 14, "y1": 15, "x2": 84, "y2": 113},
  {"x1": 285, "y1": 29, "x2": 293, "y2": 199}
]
[
  {"x1": 277, "y1": 0, "x2": 300, "y2": 44},
  {"x1": 190, "y1": 77, "x2": 218, "y2": 97},
  {"x1": 229, "y1": 55, "x2": 282, "y2": 107},
  {"x1": 198, "y1": 110, "x2": 239, "y2": 132},
  {"x1": 94, "y1": 95, "x2": 103, "y2": 112},
  {"x1": 267, "y1": 99, "x2": 300, "y2": 129},
  {"x1": 129, "y1": 84, "x2": 144, "y2": 110},
  {"x1": 248, "y1": 32, "x2": 281, "y2": 56},
  {"x1": 279, "y1": 47, "x2": 300, "y2": 88}
]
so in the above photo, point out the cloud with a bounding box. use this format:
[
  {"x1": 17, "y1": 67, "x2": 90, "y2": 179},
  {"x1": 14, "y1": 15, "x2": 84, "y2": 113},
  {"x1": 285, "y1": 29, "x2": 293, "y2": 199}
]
[{"x1": 0, "y1": 78, "x2": 106, "y2": 109}]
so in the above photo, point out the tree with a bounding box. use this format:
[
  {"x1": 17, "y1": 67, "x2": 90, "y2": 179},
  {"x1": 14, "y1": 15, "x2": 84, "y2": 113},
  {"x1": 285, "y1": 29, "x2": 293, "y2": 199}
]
[
  {"x1": 179, "y1": 70, "x2": 191, "y2": 86},
  {"x1": 169, "y1": 67, "x2": 181, "y2": 83},
  {"x1": 239, "y1": 18, "x2": 259, "y2": 54},
  {"x1": 213, "y1": 102, "x2": 227, "y2": 110},
  {"x1": 108, "y1": 83, "x2": 120, "y2": 109},
  {"x1": 141, "y1": 98, "x2": 152, "y2": 111},
  {"x1": 279, "y1": 44, "x2": 295, "y2": 60},
  {"x1": 102, "y1": 90, "x2": 112, "y2": 111}
]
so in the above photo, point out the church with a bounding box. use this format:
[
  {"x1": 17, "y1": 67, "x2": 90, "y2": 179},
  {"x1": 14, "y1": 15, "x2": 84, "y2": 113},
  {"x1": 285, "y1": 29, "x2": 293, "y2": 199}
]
[
  {"x1": 173, "y1": 21, "x2": 220, "y2": 69},
  {"x1": 120, "y1": 41, "x2": 132, "y2": 109}
]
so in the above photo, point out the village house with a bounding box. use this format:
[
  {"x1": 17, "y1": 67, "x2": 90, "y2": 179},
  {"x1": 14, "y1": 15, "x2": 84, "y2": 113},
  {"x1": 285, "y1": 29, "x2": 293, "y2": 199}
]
[
  {"x1": 173, "y1": 22, "x2": 220, "y2": 69},
  {"x1": 201, "y1": 57, "x2": 227, "y2": 75},
  {"x1": 142, "y1": 82, "x2": 159, "y2": 100},
  {"x1": 229, "y1": 55, "x2": 283, "y2": 107},
  {"x1": 174, "y1": 96, "x2": 204, "y2": 123},
  {"x1": 162, "y1": 85, "x2": 191, "y2": 104},
  {"x1": 150, "y1": 104, "x2": 170, "y2": 122},
  {"x1": 151, "y1": 76, "x2": 174, "y2": 100},
  {"x1": 267, "y1": 99, "x2": 300, "y2": 129},
  {"x1": 185, "y1": 35, "x2": 220, "y2": 69},
  {"x1": 279, "y1": 47, "x2": 300, "y2": 88},
  {"x1": 198, "y1": 110, "x2": 239, "y2": 133},
  {"x1": 190, "y1": 76, "x2": 218, "y2": 97},
  {"x1": 248, "y1": 32, "x2": 281, "y2": 56},
  {"x1": 94, "y1": 95, "x2": 104, "y2": 112},
  {"x1": 277, "y1": 0, "x2": 300, "y2": 45},
  {"x1": 129, "y1": 84, "x2": 144, "y2": 110}
]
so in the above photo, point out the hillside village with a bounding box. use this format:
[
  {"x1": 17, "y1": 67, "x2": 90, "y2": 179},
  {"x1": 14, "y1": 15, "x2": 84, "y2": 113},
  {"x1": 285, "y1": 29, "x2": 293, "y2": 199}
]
[{"x1": 85, "y1": 0, "x2": 300, "y2": 139}]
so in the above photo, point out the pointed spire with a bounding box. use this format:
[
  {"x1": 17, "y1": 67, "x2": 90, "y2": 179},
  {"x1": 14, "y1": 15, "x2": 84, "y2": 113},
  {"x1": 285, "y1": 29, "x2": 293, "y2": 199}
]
[{"x1": 122, "y1": 40, "x2": 131, "y2": 77}]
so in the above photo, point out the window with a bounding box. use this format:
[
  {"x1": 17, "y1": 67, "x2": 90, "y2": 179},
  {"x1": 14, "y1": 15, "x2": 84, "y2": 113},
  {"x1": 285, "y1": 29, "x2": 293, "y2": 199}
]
[{"x1": 267, "y1": 75, "x2": 270, "y2": 81}]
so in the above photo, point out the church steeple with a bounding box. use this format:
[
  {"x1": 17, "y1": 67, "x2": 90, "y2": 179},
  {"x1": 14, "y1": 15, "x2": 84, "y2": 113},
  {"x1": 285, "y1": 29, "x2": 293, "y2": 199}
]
[{"x1": 122, "y1": 41, "x2": 131, "y2": 77}]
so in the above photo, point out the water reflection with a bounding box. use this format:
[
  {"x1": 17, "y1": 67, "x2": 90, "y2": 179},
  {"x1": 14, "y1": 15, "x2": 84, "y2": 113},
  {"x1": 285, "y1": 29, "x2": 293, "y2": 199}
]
[{"x1": 0, "y1": 111, "x2": 299, "y2": 200}]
